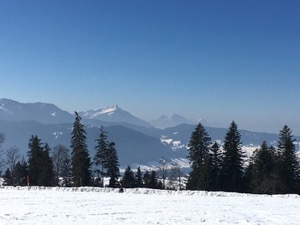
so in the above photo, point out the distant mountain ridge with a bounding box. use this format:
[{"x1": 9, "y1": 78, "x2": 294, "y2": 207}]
[
  {"x1": 0, "y1": 98, "x2": 298, "y2": 167},
  {"x1": 150, "y1": 114, "x2": 194, "y2": 129},
  {"x1": 0, "y1": 98, "x2": 74, "y2": 124}
]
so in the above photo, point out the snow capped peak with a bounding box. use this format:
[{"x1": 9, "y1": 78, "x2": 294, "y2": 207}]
[
  {"x1": 80, "y1": 105, "x2": 152, "y2": 127},
  {"x1": 83, "y1": 105, "x2": 120, "y2": 118},
  {"x1": 97, "y1": 105, "x2": 119, "y2": 115}
]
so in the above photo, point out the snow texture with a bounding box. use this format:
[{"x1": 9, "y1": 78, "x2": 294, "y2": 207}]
[{"x1": 0, "y1": 186, "x2": 299, "y2": 225}]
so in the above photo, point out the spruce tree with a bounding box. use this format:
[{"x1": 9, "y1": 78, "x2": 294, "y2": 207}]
[
  {"x1": 243, "y1": 159, "x2": 254, "y2": 193},
  {"x1": 251, "y1": 141, "x2": 278, "y2": 194},
  {"x1": 27, "y1": 135, "x2": 44, "y2": 186},
  {"x1": 71, "y1": 112, "x2": 91, "y2": 186},
  {"x1": 143, "y1": 170, "x2": 151, "y2": 188},
  {"x1": 106, "y1": 142, "x2": 120, "y2": 187},
  {"x1": 94, "y1": 126, "x2": 109, "y2": 178},
  {"x1": 135, "y1": 166, "x2": 143, "y2": 187},
  {"x1": 277, "y1": 125, "x2": 300, "y2": 194},
  {"x1": 210, "y1": 141, "x2": 222, "y2": 191},
  {"x1": 3, "y1": 168, "x2": 13, "y2": 186},
  {"x1": 122, "y1": 166, "x2": 136, "y2": 188},
  {"x1": 143, "y1": 170, "x2": 162, "y2": 189},
  {"x1": 220, "y1": 121, "x2": 245, "y2": 192},
  {"x1": 39, "y1": 143, "x2": 54, "y2": 186},
  {"x1": 187, "y1": 123, "x2": 212, "y2": 190},
  {"x1": 13, "y1": 159, "x2": 28, "y2": 186}
]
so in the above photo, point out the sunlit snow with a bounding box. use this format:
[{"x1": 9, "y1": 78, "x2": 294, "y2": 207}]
[{"x1": 0, "y1": 187, "x2": 299, "y2": 225}]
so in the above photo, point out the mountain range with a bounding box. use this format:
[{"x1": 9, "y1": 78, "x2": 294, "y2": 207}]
[{"x1": 0, "y1": 98, "x2": 299, "y2": 167}]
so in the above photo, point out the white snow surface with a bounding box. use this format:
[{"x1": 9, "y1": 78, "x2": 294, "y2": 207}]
[
  {"x1": 83, "y1": 105, "x2": 118, "y2": 118},
  {"x1": 0, "y1": 186, "x2": 299, "y2": 225}
]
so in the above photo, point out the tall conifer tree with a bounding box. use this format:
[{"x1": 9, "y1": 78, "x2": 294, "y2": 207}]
[
  {"x1": 106, "y1": 142, "x2": 120, "y2": 187},
  {"x1": 39, "y1": 143, "x2": 54, "y2": 186},
  {"x1": 27, "y1": 135, "x2": 43, "y2": 186},
  {"x1": 210, "y1": 141, "x2": 222, "y2": 191},
  {"x1": 277, "y1": 125, "x2": 300, "y2": 193},
  {"x1": 187, "y1": 123, "x2": 211, "y2": 190},
  {"x1": 71, "y1": 112, "x2": 91, "y2": 186},
  {"x1": 251, "y1": 141, "x2": 278, "y2": 194},
  {"x1": 220, "y1": 121, "x2": 245, "y2": 192},
  {"x1": 135, "y1": 166, "x2": 143, "y2": 187},
  {"x1": 94, "y1": 126, "x2": 109, "y2": 178}
]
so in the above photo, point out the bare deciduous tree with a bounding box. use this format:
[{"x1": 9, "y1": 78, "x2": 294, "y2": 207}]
[
  {"x1": 157, "y1": 157, "x2": 169, "y2": 189},
  {"x1": 51, "y1": 145, "x2": 70, "y2": 185},
  {"x1": 6, "y1": 146, "x2": 20, "y2": 172},
  {"x1": 0, "y1": 132, "x2": 5, "y2": 175},
  {"x1": 5, "y1": 146, "x2": 21, "y2": 186},
  {"x1": 169, "y1": 161, "x2": 184, "y2": 190}
]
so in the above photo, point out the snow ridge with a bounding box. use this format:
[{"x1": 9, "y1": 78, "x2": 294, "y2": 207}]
[{"x1": 1, "y1": 186, "x2": 299, "y2": 198}]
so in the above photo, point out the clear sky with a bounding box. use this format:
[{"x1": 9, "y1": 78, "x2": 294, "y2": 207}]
[{"x1": 0, "y1": 0, "x2": 300, "y2": 134}]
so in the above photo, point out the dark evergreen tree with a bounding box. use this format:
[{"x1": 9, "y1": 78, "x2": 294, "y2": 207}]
[
  {"x1": 243, "y1": 159, "x2": 254, "y2": 193},
  {"x1": 27, "y1": 135, "x2": 44, "y2": 186},
  {"x1": 71, "y1": 112, "x2": 91, "y2": 186},
  {"x1": 209, "y1": 141, "x2": 222, "y2": 191},
  {"x1": 122, "y1": 166, "x2": 136, "y2": 188},
  {"x1": 94, "y1": 126, "x2": 109, "y2": 178},
  {"x1": 143, "y1": 170, "x2": 162, "y2": 189},
  {"x1": 277, "y1": 125, "x2": 300, "y2": 194},
  {"x1": 27, "y1": 137, "x2": 54, "y2": 186},
  {"x1": 151, "y1": 170, "x2": 163, "y2": 189},
  {"x1": 135, "y1": 166, "x2": 143, "y2": 187},
  {"x1": 3, "y1": 168, "x2": 13, "y2": 186},
  {"x1": 250, "y1": 141, "x2": 278, "y2": 194},
  {"x1": 39, "y1": 143, "x2": 54, "y2": 186},
  {"x1": 106, "y1": 142, "x2": 120, "y2": 187},
  {"x1": 94, "y1": 127, "x2": 120, "y2": 187},
  {"x1": 187, "y1": 123, "x2": 212, "y2": 190},
  {"x1": 13, "y1": 159, "x2": 28, "y2": 186},
  {"x1": 220, "y1": 121, "x2": 245, "y2": 192},
  {"x1": 143, "y1": 170, "x2": 151, "y2": 188}
]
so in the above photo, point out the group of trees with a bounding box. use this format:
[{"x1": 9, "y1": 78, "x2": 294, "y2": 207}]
[
  {"x1": 1, "y1": 116, "x2": 300, "y2": 194},
  {"x1": 121, "y1": 166, "x2": 162, "y2": 189},
  {"x1": 187, "y1": 121, "x2": 300, "y2": 194},
  {"x1": 1, "y1": 112, "x2": 120, "y2": 187}
]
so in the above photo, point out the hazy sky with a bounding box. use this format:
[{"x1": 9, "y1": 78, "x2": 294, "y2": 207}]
[{"x1": 1, "y1": 1, "x2": 300, "y2": 134}]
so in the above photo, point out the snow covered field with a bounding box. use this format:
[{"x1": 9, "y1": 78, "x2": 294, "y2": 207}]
[{"x1": 0, "y1": 187, "x2": 299, "y2": 225}]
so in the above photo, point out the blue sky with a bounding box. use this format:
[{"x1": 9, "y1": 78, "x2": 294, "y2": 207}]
[{"x1": 0, "y1": 0, "x2": 300, "y2": 134}]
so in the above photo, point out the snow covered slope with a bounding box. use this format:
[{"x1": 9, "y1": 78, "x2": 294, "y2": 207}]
[
  {"x1": 79, "y1": 105, "x2": 152, "y2": 127},
  {"x1": 0, "y1": 187, "x2": 299, "y2": 225}
]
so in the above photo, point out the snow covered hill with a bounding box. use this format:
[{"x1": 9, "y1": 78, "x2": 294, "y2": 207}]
[{"x1": 0, "y1": 187, "x2": 299, "y2": 225}]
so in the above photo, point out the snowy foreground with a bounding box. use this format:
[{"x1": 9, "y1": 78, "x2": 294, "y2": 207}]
[{"x1": 0, "y1": 187, "x2": 299, "y2": 225}]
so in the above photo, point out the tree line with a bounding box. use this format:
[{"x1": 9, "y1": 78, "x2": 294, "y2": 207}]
[
  {"x1": 0, "y1": 112, "x2": 121, "y2": 187},
  {"x1": 187, "y1": 121, "x2": 300, "y2": 194},
  {"x1": 1, "y1": 116, "x2": 299, "y2": 194},
  {"x1": 0, "y1": 112, "x2": 181, "y2": 189}
]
